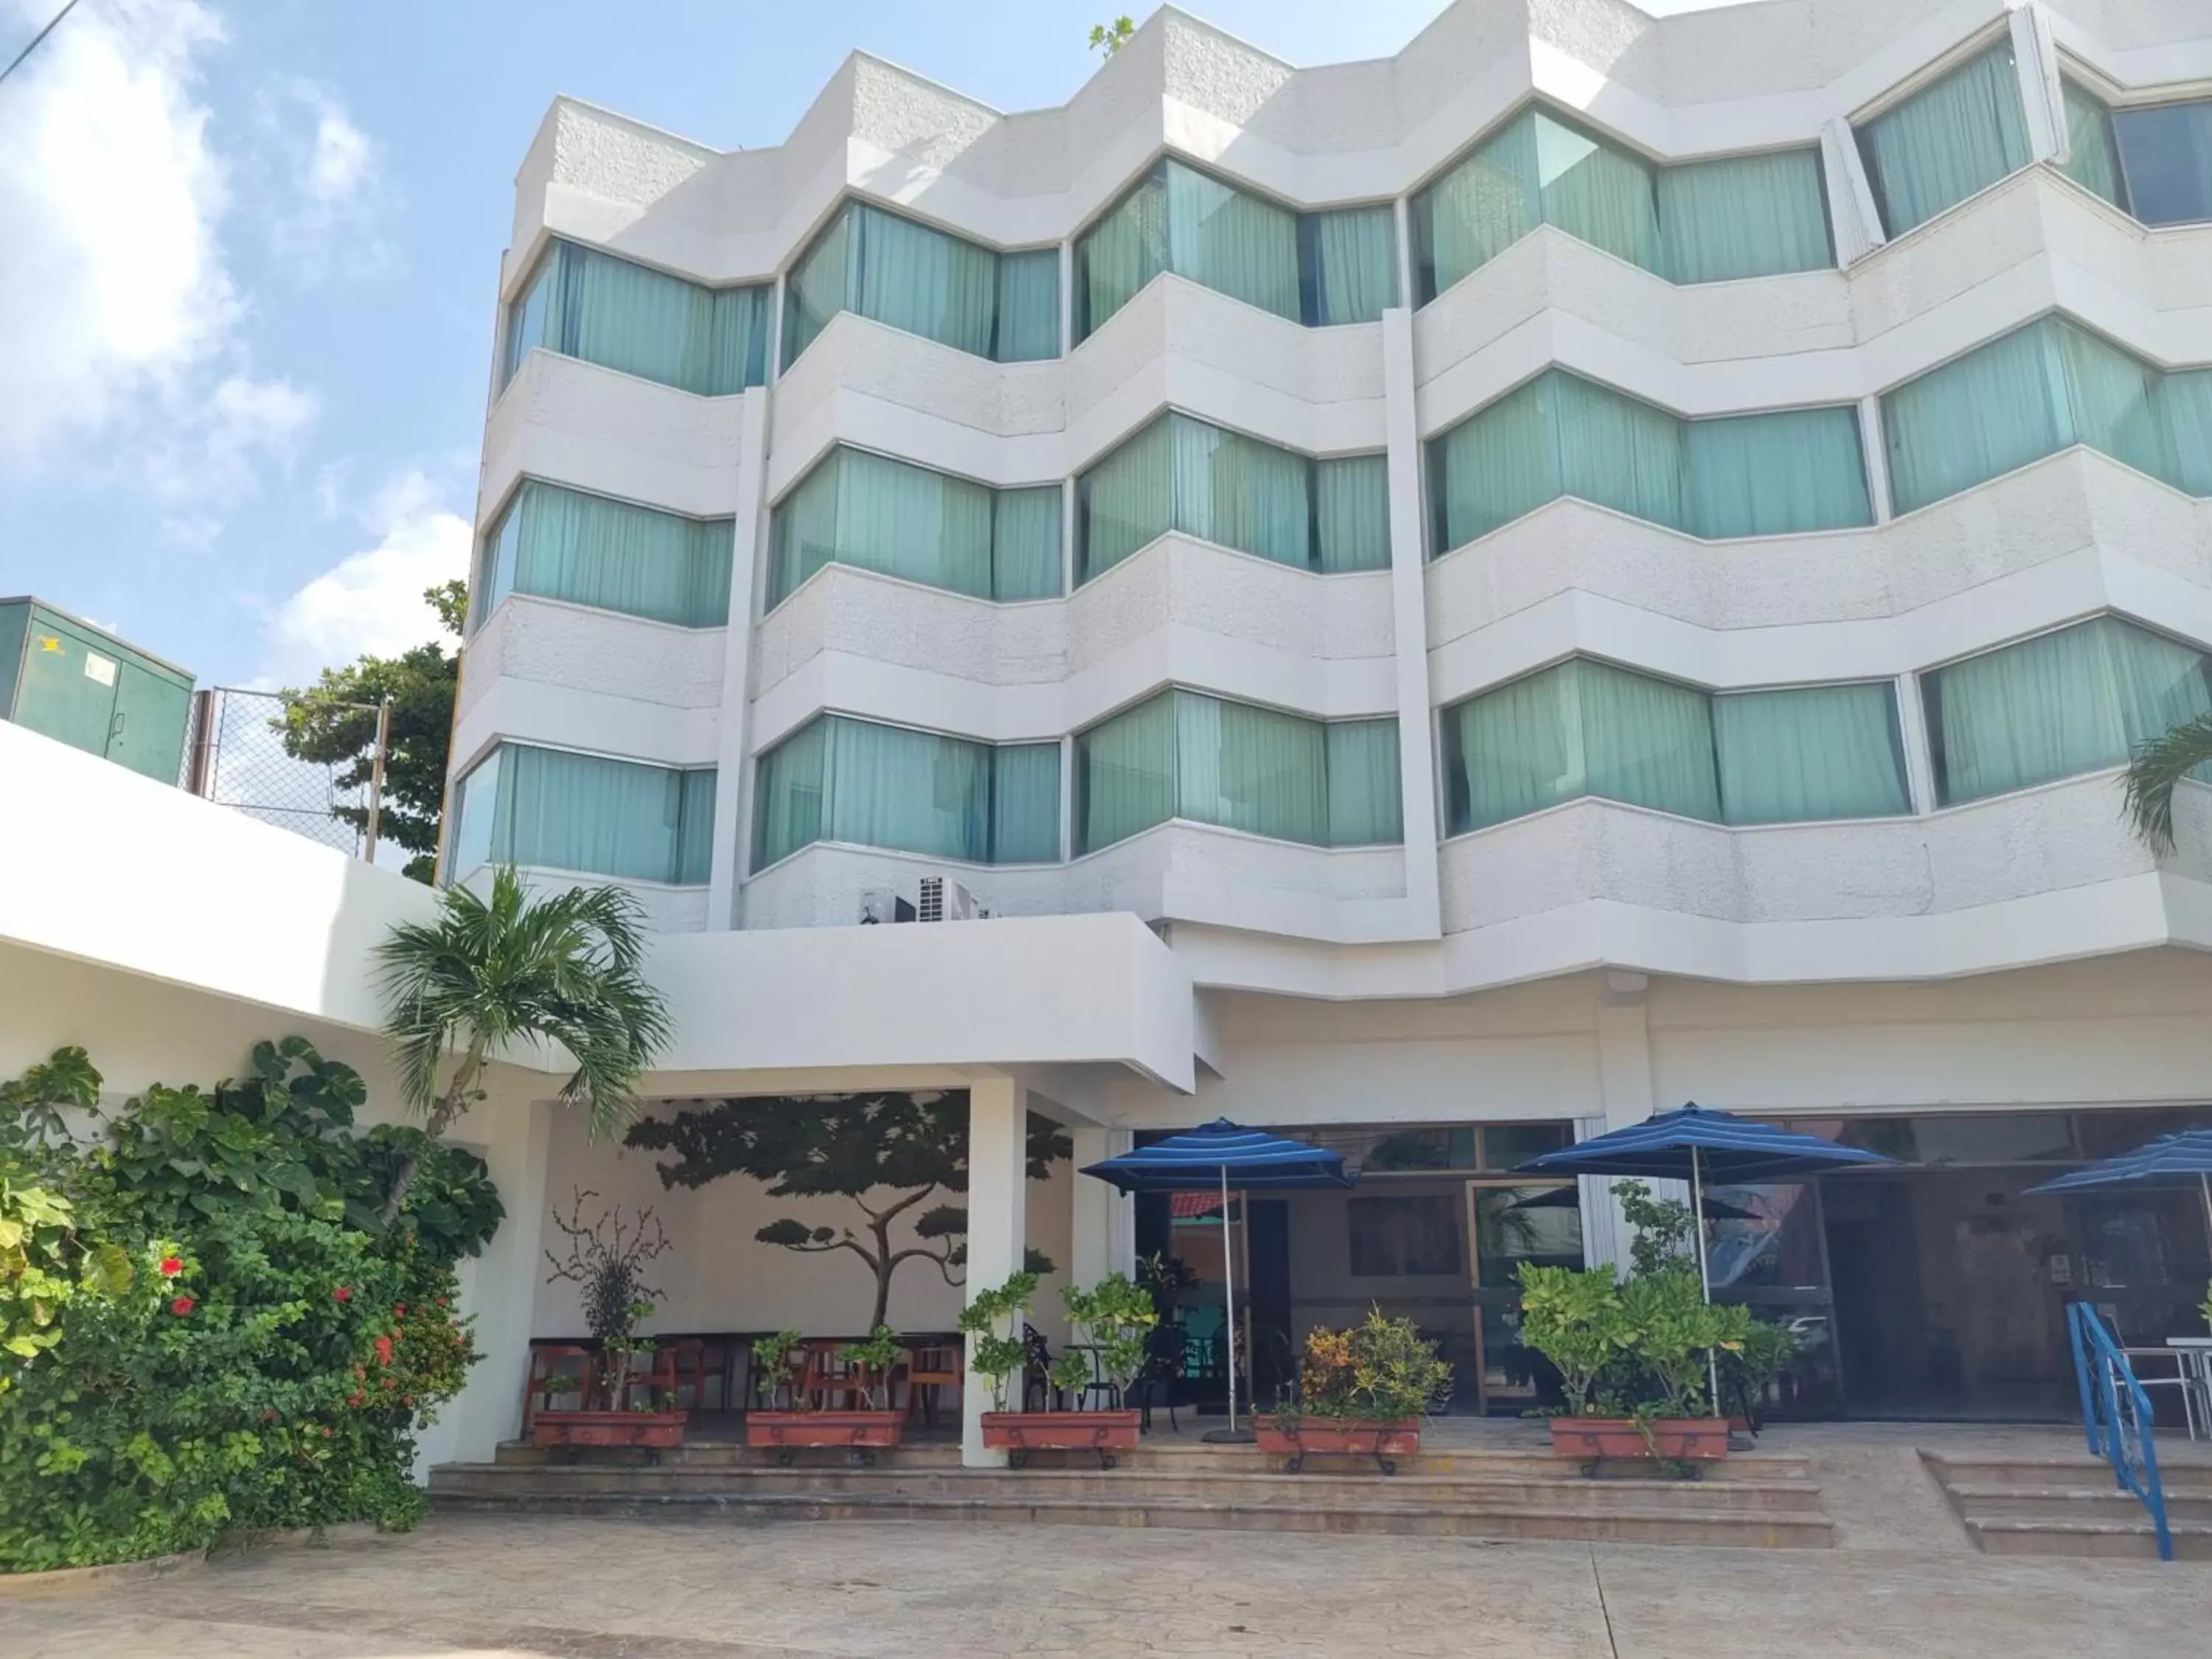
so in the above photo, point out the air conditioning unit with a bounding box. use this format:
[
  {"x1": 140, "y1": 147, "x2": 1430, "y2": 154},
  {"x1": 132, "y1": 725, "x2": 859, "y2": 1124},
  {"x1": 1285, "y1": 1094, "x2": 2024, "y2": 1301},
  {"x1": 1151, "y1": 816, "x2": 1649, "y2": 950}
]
[
  {"x1": 858, "y1": 888, "x2": 916, "y2": 925},
  {"x1": 917, "y1": 874, "x2": 980, "y2": 922}
]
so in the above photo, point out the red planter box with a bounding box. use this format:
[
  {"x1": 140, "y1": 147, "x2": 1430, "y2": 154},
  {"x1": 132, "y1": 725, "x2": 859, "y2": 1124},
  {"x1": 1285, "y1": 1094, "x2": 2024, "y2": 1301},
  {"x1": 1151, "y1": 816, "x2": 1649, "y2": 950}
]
[
  {"x1": 532, "y1": 1409, "x2": 687, "y2": 1451},
  {"x1": 979, "y1": 1409, "x2": 1141, "y2": 1469},
  {"x1": 745, "y1": 1409, "x2": 905, "y2": 1464},
  {"x1": 1253, "y1": 1415, "x2": 1421, "y2": 1474},
  {"x1": 1548, "y1": 1416, "x2": 1731, "y2": 1461}
]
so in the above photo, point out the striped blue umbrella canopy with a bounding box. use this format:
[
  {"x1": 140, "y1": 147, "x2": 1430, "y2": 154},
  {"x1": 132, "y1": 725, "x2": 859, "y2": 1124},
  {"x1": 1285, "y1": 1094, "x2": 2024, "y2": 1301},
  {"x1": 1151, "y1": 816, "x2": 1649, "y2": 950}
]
[
  {"x1": 1082, "y1": 1119, "x2": 1351, "y2": 1439},
  {"x1": 1516, "y1": 1104, "x2": 1893, "y2": 1409},
  {"x1": 2025, "y1": 1130, "x2": 2212, "y2": 1237}
]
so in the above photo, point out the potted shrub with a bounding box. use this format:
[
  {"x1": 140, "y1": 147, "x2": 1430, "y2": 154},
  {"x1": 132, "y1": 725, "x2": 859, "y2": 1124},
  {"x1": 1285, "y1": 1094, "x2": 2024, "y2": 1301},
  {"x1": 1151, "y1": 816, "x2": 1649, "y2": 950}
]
[
  {"x1": 532, "y1": 1190, "x2": 686, "y2": 1453},
  {"x1": 981, "y1": 1273, "x2": 1153, "y2": 1468},
  {"x1": 1521, "y1": 1260, "x2": 1750, "y2": 1464},
  {"x1": 745, "y1": 1324, "x2": 908, "y2": 1464},
  {"x1": 1255, "y1": 1308, "x2": 1450, "y2": 1474}
]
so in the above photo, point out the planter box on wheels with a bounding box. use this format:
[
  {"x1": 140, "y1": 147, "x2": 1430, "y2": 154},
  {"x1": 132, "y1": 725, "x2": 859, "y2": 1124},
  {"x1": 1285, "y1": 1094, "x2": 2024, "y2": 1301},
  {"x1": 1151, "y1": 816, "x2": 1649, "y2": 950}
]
[
  {"x1": 1253, "y1": 1415, "x2": 1420, "y2": 1475},
  {"x1": 979, "y1": 1409, "x2": 1141, "y2": 1469},
  {"x1": 1548, "y1": 1416, "x2": 1731, "y2": 1464},
  {"x1": 532, "y1": 1409, "x2": 688, "y2": 1455},
  {"x1": 745, "y1": 1409, "x2": 905, "y2": 1465}
]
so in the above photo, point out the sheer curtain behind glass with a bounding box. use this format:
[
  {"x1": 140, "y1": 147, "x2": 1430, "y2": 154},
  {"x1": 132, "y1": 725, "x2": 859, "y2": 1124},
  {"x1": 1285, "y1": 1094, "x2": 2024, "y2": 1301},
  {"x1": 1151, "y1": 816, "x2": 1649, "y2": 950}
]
[
  {"x1": 2059, "y1": 80, "x2": 2127, "y2": 208},
  {"x1": 990, "y1": 743, "x2": 1062, "y2": 862},
  {"x1": 1856, "y1": 43, "x2": 2031, "y2": 235},
  {"x1": 1714, "y1": 684, "x2": 1908, "y2": 824},
  {"x1": 1076, "y1": 166, "x2": 1169, "y2": 339},
  {"x1": 825, "y1": 717, "x2": 991, "y2": 862},
  {"x1": 495, "y1": 745, "x2": 712, "y2": 884},
  {"x1": 1301, "y1": 206, "x2": 1399, "y2": 324},
  {"x1": 770, "y1": 448, "x2": 1044, "y2": 607},
  {"x1": 1175, "y1": 692, "x2": 1329, "y2": 845},
  {"x1": 993, "y1": 250, "x2": 1062, "y2": 361},
  {"x1": 503, "y1": 242, "x2": 766, "y2": 396},
  {"x1": 487, "y1": 481, "x2": 732, "y2": 627},
  {"x1": 1079, "y1": 417, "x2": 1173, "y2": 582},
  {"x1": 851, "y1": 203, "x2": 997, "y2": 359},
  {"x1": 1325, "y1": 720, "x2": 1403, "y2": 845},
  {"x1": 1657, "y1": 150, "x2": 1832, "y2": 283},
  {"x1": 1165, "y1": 160, "x2": 1301, "y2": 324},
  {"x1": 1315, "y1": 456, "x2": 1391, "y2": 572},
  {"x1": 1684, "y1": 408, "x2": 1871, "y2": 538},
  {"x1": 1925, "y1": 616, "x2": 2212, "y2": 804},
  {"x1": 1077, "y1": 694, "x2": 1177, "y2": 852}
]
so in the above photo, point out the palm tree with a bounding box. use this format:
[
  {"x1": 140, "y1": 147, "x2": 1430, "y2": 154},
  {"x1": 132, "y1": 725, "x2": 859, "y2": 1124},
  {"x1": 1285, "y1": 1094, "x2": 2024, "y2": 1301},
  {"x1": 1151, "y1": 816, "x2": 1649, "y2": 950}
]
[
  {"x1": 2122, "y1": 711, "x2": 2212, "y2": 854},
  {"x1": 375, "y1": 868, "x2": 673, "y2": 1222}
]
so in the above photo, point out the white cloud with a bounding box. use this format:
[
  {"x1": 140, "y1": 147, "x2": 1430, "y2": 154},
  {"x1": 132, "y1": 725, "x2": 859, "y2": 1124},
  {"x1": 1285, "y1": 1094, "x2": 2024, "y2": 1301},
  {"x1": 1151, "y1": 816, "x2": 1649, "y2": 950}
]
[
  {"x1": 257, "y1": 470, "x2": 470, "y2": 688},
  {"x1": 264, "y1": 80, "x2": 385, "y2": 280},
  {"x1": 0, "y1": 0, "x2": 232, "y2": 459}
]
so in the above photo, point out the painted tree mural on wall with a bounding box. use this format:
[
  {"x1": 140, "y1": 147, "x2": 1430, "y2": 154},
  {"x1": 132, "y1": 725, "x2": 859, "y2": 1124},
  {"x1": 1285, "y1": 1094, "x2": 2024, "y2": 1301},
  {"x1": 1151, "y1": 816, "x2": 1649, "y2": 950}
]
[{"x1": 625, "y1": 1091, "x2": 1069, "y2": 1327}]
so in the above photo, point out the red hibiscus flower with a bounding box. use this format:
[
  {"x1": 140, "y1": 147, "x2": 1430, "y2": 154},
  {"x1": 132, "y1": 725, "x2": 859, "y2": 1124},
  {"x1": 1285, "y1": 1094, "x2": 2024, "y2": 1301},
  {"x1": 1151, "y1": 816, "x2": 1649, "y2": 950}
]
[
  {"x1": 347, "y1": 1392, "x2": 364, "y2": 1408},
  {"x1": 170, "y1": 1295, "x2": 195, "y2": 1316},
  {"x1": 333, "y1": 1285, "x2": 351, "y2": 1303},
  {"x1": 158, "y1": 1255, "x2": 184, "y2": 1277},
  {"x1": 374, "y1": 1335, "x2": 394, "y2": 1366},
  {"x1": 393, "y1": 1304, "x2": 406, "y2": 1317}
]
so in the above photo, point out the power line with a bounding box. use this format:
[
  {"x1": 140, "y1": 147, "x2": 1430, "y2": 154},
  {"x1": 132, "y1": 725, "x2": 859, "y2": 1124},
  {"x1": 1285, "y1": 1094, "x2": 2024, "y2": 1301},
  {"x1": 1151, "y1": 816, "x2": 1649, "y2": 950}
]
[{"x1": 0, "y1": 0, "x2": 86, "y2": 91}]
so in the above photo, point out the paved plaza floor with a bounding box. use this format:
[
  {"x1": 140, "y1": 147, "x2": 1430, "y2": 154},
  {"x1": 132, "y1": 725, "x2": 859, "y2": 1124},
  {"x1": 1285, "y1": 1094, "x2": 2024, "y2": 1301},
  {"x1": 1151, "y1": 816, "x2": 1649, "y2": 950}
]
[{"x1": 5, "y1": 1506, "x2": 2212, "y2": 1659}]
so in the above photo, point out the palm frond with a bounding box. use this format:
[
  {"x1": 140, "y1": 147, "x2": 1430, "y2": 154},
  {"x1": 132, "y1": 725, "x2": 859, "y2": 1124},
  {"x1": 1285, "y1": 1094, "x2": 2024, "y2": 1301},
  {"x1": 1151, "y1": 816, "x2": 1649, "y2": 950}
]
[{"x1": 2123, "y1": 712, "x2": 2212, "y2": 855}]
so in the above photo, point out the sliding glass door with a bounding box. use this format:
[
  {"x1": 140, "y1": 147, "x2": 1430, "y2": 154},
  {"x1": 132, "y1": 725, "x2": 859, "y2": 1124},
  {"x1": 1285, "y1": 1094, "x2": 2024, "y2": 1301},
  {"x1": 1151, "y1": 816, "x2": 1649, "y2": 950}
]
[{"x1": 1465, "y1": 1181, "x2": 1585, "y2": 1413}]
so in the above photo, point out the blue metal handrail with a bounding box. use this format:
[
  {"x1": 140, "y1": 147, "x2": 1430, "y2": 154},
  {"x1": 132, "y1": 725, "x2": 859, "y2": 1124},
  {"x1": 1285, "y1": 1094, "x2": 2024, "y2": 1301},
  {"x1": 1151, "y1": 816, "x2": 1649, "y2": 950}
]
[{"x1": 2067, "y1": 1302, "x2": 2174, "y2": 1562}]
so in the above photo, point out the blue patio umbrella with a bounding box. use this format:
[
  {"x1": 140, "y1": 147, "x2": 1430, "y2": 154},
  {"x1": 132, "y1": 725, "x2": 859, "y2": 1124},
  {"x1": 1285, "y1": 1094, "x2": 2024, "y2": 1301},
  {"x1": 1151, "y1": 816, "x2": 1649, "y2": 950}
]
[
  {"x1": 1516, "y1": 1104, "x2": 1895, "y2": 1405},
  {"x1": 2023, "y1": 1130, "x2": 2212, "y2": 1239},
  {"x1": 1082, "y1": 1119, "x2": 1354, "y2": 1439}
]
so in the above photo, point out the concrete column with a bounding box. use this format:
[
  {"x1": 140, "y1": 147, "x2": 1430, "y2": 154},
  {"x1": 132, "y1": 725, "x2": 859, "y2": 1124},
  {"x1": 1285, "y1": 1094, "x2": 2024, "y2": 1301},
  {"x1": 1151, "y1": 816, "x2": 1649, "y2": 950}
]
[
  {"x1": 1584, "y1": 972, "x2": 1659, "y2": 1275},
  {"x1": 962, "y1": 1074, "x2": 1027, "y2": 1467},
  {"x1": 437, "y1": 1090, "x2": 553, "y2": 1464},
  {"x1": 1068, "y1": 1125, "x2": 1134, "y2": 1289},
  {"x1": 1380, "y1": 305, "x2": 1442, "y2": 937},
  {"x1": 708, "y1": 386, "x2": 771, "y2": 931}
]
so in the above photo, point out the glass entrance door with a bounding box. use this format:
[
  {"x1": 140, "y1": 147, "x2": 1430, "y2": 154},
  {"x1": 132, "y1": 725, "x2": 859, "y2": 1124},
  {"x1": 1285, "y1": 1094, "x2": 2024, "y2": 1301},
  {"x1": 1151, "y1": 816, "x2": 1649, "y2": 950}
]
[{"x1": 1466, "y1": 1181, "x2": 1585, "y2": 1413}]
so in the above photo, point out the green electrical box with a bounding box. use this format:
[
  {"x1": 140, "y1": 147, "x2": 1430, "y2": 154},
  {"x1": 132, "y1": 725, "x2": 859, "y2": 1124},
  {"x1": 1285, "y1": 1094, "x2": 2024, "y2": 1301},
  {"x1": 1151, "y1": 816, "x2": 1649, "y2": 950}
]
[{"x1": 0, "y1": 597, "x2": 195, "y2": 785}]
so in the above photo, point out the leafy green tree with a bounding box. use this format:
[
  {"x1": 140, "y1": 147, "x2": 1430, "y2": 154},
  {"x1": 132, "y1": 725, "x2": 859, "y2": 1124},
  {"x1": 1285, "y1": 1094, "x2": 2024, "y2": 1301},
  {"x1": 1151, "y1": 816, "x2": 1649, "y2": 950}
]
[
  {"x1": 375, "y1": 868, "x2": 673, "y2": 1222},
  {"x1": 279, "y1": 580, "x2": 465, "y2": 883},
  {"x1": 627, "y1": 1092, "x2": 1068, "y2": 1328},
  {"x1": 1089, "y1": 15, "x2": 1135, "y2": 55},
  {"x1": 2123, "y1": 710, "x2": 2212, "y2": 855}
]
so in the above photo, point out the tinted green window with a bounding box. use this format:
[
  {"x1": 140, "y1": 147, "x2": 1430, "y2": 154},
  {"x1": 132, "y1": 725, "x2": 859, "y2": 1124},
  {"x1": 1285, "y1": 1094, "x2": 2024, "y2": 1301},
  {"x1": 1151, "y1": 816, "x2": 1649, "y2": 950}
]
[
  {"x1": 501, "y1": 240, "x2": 768, "y2": 395},
  {"x1": 450, "y1": 743, "x2": 716, "y2": 885},
  {"x1": 1855, "y1": 44, "x2": 2031, "y2": 236},
  {"x1": 1074, "y1": 689, "x2": 1400, "y2": 853},
  {"x1": 476, "y1": 481, "x2": 733, "y2": 630}
]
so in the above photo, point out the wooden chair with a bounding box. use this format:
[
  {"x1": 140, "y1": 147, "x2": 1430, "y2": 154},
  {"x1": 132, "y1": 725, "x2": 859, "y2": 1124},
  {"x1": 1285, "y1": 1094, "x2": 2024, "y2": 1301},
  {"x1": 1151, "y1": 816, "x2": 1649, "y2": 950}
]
[
  {"x1": 801, "y1": 1339, "x2": 873, "y2": 1411},
  {"x1": 657, "y1": 1337, "x2": 732, "y2": 1412},
  {"x1": 521, "y1": 1343, "x2": 594, "y2": 1435},
  {"x1": 902, "y1": 1338, "x2": 961, "y2": 1427}
]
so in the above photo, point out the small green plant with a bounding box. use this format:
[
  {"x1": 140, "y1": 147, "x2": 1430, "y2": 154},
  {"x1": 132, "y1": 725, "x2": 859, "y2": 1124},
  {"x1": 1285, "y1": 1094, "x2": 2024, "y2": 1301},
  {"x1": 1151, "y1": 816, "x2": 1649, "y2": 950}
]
[
  {"x1": 958, "y1": 1270, "x2": 1038, "y2": 1411},
  {"x1": 839, "y1": 1325, "x2": 908, "y2": 1411},
  {"x1": 1615, "y1": 1269, "x2": 1753, "y2": 1419},
  {"x1": 751, "y1": 1329, "x2": 803, "y2": 1408},
  {"x1": 1088, "y1": 15, "x2": 1135, "y2": 56},
  {"x1": 1293, "y1": 1307, "x2": 1452, "y2": 1422},
  {"x1": 1514, "y1": 1264, "x2": 1625, "y2": 1416},
  {"x1": 1720, "y1": 1318, "x2": 1801, "y2": 1421},
  {"x1": 1062, "y1": 1273, "x2": 1157, "y2": 1401},
  {"x1": 1614, "y1": 1178, "x2": 1697, "y2": 1278},
  {"x1": 540, "y1": 1191, "x2": 671, "y2": 1407}
]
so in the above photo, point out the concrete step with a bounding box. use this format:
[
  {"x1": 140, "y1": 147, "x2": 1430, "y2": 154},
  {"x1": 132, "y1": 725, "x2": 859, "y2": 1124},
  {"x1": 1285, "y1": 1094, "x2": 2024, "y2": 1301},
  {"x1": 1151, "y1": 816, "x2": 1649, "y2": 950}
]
[
  {"x1": 1923, "y1": 1453, "x2": 2212, "y2": 1496},
  {"x1": 1948, "y1": 1484, "x2": 2212, "y2": 1524},
  {"x1": 435, "y1": 1461, "x2": 1823, "y2": 1515},
  {"x1": 1964, "y1": 1517, "x2": 2212, "y2": 1560},
  {"x1": 429, "y1": 1486, "x2": 1834, "y2": 1548}
]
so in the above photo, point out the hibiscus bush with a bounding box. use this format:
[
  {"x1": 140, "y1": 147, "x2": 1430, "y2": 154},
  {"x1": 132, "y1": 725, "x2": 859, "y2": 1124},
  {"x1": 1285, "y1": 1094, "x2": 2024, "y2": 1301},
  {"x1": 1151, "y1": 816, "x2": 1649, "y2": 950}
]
[{"x1": 0, "y1": 1040, "x2": 499, "y2": 1572}]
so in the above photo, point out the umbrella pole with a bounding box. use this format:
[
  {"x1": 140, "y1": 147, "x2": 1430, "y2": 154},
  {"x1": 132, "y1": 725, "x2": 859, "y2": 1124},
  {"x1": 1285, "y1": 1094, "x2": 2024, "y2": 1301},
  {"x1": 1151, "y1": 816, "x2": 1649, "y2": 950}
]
[
  {"x1": 1221, "y1": 1163, "x2": 1239, "y2": 1433},
  {"x1": 1692, "y1": 1148, "x2": 1720, "y2": 1416},
  {"x1": 2202, "y1": 1172, "x2": 2212, "y2": 1254}
]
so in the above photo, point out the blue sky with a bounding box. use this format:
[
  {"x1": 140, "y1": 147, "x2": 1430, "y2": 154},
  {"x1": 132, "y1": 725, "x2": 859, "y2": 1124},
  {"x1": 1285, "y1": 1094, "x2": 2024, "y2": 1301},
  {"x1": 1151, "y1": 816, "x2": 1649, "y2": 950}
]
[{"x1": 0, "y1": 0, "x2": 1534, "y2": 687}]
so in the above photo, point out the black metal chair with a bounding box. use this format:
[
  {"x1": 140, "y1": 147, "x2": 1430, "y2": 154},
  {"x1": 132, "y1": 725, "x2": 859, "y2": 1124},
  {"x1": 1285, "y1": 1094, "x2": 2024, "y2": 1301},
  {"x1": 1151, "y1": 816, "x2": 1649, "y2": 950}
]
[
  {"x1": 1131, "y1": 1318, "x2": 1186, "y2": 1434},
  {"x1": 1020, "y1": 1323, "x2": 1056, "y2": 1412}
]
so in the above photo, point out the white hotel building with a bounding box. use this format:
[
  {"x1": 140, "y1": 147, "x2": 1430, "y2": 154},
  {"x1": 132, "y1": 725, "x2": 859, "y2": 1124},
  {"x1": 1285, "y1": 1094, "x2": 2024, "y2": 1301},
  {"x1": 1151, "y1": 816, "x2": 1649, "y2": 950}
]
[{"x1": 10, "y1": 0, "x2": 2212, "y2": 1456}]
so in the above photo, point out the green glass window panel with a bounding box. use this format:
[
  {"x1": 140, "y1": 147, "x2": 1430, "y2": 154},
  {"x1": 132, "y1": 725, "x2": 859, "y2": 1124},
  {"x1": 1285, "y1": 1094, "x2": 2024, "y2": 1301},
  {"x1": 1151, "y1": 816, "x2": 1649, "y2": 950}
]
[
  {"x1": 1075, "y1": 166, "x2": 1168, "y2": 339},
  {"x1": 1077, "y1": 417, "x2": 1172, "y2": 582},
  {"x1": 1883, "y1": 316, "x2": 2194, "y2": 514},
  {"x1": 1075, "y1": 689, "x2": 1399, "y2": 853},
  {"x1": 501, "y1": 241, "x2": 767, "y2": 397},
  {"x1": 994, "y1": 248, "x2": 1062, "y2": 361},
  {"x1": 1857, "y1": 43, "x2": 2032, "y2": 236},
  {"x1": 479, "y1": 481, "x2": 732, "y2": 628},
  {"x1": 1655, "y1": 148, "x2": 1832, "y2": 283},
  {"x1": 1168, "y1": 159, "x2": 1301, "y2": 323},
  {"x1": 1924, "y1": 616, "x2": 2212, "y2": 806},
  {"x1": 753, "y1": 718, "x2": 828, "y2": 867},
  {"x1": 771, "y1": 448, "x2": 1048, "y2": 607},
  {"x1": 1315, "y1": 455, "x2": 1391, "y2": 573},
  {"x1": 1551, "y1": 373, "x2": 1684, "y2": 529},
  {"x1": 2112, "y1": 100, "x2": 2212, "y2": 226},
  {"x1": 1427, "y1": 376, "x2": 1561, "y2": 549},
  {"x1": 1171, "y1": 415, "x2": 1310, "y2": 568},
  {"x1": 1713, "y1": 683, "x2": 1908, "y2": 825},
  {"x1": 1075, "y1": 692, "x2": 1177, "y2": 853},
  {"x1": 991, "y1": 742, "x2": 1063, "y2": 863},
  {"x1": 2059, "y1": 80, "x2": 2126, "y2": 208},
  {"x1": 467, "y1": 743, "x2": 714, "y2": 884},
  {"x1": 1324, "y1": 719, "x2": 1403, "y2": 845},
  {"x1": 1533, "y1": 110, "x2": 1661, "y2": 272},
  {"x1": 1444, "y1": 658, "x2": 1720, "y2": 831},
  {"x1": 2163, "y1": 370, "x2": 2212, "y2": 495},
  {"x1": 1301, "y1": 205, "x2": 1399, "y2": 324},
  {"x1": 448, "y1": 748, "x2": 501, "y2": 879},
  {"x1": 780, "y1": 203, "x2": 1059, "y2": 368},
  {"x1": 1683, "y1": 407, "x2": 1871, "y2": 538},
  {"x1": 753, "y1": 717, "x2": 1057, "y2": 866},
  {"x1": 1413, "y1": 109, "x2": 1543, "y2": 302},
  {"x1": 991, "y1": 486, "x2": 1065, "y2": 601}
]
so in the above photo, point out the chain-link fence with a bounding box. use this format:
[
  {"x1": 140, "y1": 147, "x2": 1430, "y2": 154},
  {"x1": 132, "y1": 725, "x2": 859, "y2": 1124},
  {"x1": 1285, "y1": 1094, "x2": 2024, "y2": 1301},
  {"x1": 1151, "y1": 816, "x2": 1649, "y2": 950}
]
[{"x1": 181, "y1": 687, "x2": 387, "y2": 858}]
